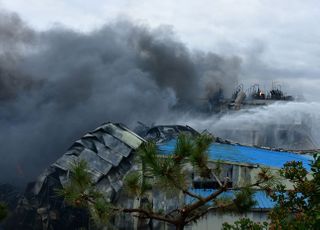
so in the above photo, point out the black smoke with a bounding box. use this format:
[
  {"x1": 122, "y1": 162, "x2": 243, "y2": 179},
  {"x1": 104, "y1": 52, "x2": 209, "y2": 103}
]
[{"x1": 0, "y1": 10, "x2": 240, "y2": 184}]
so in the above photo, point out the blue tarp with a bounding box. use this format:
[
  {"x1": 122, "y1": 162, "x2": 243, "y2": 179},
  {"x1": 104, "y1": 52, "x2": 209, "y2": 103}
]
[
  {"x1": 157, "y1": 139, "x2": 313, "y2": 170},
  {"x1": 185, "y1": 189, "x2": 276, "y2": 209}
]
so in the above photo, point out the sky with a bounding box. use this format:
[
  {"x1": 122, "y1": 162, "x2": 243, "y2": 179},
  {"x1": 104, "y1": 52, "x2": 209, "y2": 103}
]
[{"x1": 1, "y1": 0, "x2": 320, "y2": 101}]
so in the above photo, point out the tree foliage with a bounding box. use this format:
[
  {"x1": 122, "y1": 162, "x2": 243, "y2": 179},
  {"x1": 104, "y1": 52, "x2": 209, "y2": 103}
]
[
  {"x1": 222, "y1": 218, "x2": 268, "y2": 230},
  {"x1": 56, "y1": 160, "x2": 113, "y2": 227},
  {"x1": 268, "y1": 154, "x2": 320, "y2": 229},
  {"x1": 223, "y1": 153, "x2": 320, "y2": 230},
  {"x1": 0, "y1": 202, "x2": 8, "y2": 222}
]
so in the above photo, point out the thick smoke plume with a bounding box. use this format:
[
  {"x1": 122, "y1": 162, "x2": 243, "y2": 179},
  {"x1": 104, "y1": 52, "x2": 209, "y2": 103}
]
[{"x1": 0, "y1": 10, "x2": 240, "y2": 184}]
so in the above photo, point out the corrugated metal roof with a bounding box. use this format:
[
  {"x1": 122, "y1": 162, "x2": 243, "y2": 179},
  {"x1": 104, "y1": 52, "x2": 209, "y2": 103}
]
[
  {"x1": 34, "y1": 122, "x2": 144, "y2": 195},
  {"x1": 185, "y1": 189, "x2": 276, "y2": 210},
  {"x1": 157, "y1": 139, "x2": 312, "y2": 170}
]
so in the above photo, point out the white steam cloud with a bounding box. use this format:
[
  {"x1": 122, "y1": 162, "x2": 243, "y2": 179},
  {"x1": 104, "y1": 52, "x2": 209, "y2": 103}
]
[{"x1": 178, "y1": 102, "x2": 320, "y2": 149}]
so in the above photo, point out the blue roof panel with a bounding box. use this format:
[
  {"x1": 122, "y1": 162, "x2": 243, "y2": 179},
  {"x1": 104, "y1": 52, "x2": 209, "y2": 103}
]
[
  {"x1": 157, "y1": 139, "x2": 312, "y2": 170},
  {"x1": 185, "y1": 189, "x2": 276, "y2": 209}
]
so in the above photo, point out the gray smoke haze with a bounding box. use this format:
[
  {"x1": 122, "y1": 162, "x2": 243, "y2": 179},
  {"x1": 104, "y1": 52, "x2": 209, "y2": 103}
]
[
  {"x1": 0, "y1": 10, "x2": 240, "y2": 184},
  {"x1": 176, "y1": 101, "x2": 320, "y2": 150}
]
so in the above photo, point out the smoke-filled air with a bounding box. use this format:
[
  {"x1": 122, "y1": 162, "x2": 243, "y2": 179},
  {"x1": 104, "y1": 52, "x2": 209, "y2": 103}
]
[{"x1": 0, "y1": 10, "x2": 241, "y2": 184}]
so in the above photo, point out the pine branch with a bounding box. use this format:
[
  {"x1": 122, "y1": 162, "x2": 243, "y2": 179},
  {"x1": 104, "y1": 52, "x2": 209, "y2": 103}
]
[
  {"x1": 121, "y1": 208, "x2": 176, "y2": 225},
  {"x1": 184, "y1": 181, "x2": 229, "y2": 214},
  {"x1": 182, "y1": 189, "x2": 204, "y2": 201}
]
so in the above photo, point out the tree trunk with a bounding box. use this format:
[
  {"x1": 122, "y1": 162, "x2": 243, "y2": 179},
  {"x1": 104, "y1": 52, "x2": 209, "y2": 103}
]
[{"x1": 176, "y1": 224, "x2": 184, "y2": 230}]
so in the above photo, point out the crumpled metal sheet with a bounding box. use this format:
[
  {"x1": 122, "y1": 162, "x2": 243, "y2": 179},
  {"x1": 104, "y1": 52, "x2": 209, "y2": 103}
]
[
  {"x1": 9, "y1": 122, "x2": 147, "y2": 230},
  {"x1": 101, "y1": 133, "x2": 132, "y2": 157},
  {"x1": 95, "y1": 178, "x2": 114, "y2": 201},
  {"x1": 33, "y1": 167, "x2": 56, "y2": 195},
  {"x1": 58, "y1": 172, "x2": 69, "y2": 187},
  {"x1": 107, "y1": 170, "x2": 123, "y2": 193},
  {"x1": 97, "y1": 147, "x2": 123, "y2": 167},
  {"x1": 79, "y1": 148, "x2": 112, "y2": 175},
  {"x1": 75, "y1": 138, "x2": 97, "y2": 152},
  {"x1": 53, "y1": 155, "x2": 79, "y2": 171},
  {"x1": 33, "y1": 122, "x2": 145, "y2": 200},
  {"x1": 100, "y1": 123, "x2": 143, "y2": 149}
]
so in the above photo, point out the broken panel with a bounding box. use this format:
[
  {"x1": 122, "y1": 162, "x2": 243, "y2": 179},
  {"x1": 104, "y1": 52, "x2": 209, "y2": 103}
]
[
  {"x1": 102, "y1": 133, "x2": 131, "y2": 157},
  {"x1": 107, "y1": 169, "x2": 123, "y2": 192},
  {"x1": 97, "y1": 146, "x2": 123, "y2": 167},
  {"x1": 58, "y1": 171, "x2": 69, "y2": 187},
  {"x1": 91, "y1": 139, "x2": 106, "y2": 152},
  {"x1": 33, "y1": 167, "x2": 56, "y2": 195},
  {"x1": 102, "y1": 123, "x2": 143, "y2": 149},
  {"x1": 95, "y1": 178, "x2": 115, "y2": 201},
  {"x1": 89, "y1": 129, "x2": 106, "y2": 143},
  {"x1": 65, "y1": 142, "x2": 85, "y2": 156},
  {"x1": 117, "y1": 158, "x2": 133, "y2": 176},
  {"x1": 79, "y1": 149, "x2": 112, "y2": 175},
  {"x1": 52, "y1": 155, "x2": 79, "y2": 171},
  {"x1": 75, "y1": 137, "x2": 98, "y2": 153},
  {"x1": 87, "y1": 169, "x2": 104, "y2": 184}
]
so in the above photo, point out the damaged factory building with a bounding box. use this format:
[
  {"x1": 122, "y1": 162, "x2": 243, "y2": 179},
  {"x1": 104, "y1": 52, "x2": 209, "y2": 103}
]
[{"x1": 2, "y1": 122, "x2": 312, "y2": 230}]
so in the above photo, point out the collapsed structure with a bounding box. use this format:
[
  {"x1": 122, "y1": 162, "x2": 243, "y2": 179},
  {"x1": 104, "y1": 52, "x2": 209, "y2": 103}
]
[
  {"x1": 4, "y1": 123, "x2": 145, "y2": 229},
  {"x1": 2, "y1": 122, "x2": 313, "y2": 230}
]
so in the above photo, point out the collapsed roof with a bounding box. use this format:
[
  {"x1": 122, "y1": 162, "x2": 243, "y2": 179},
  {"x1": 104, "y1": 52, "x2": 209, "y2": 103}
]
[
  {"x1": 5, "y1": 122, "x2": 145, "y2": 229},
  {"x1": 35, "y1": 122, "x2": 144, "y2": 196}
]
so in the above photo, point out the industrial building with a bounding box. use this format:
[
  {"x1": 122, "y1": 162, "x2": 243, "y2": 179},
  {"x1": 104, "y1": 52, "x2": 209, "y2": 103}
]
[{"x1": 3, "y1": 122, "x2": 313, "y2": 230}]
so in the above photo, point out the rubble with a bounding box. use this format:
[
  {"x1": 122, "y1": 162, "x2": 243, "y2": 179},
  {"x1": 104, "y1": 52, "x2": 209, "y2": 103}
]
[{"x1": 144, "y1": 125, "x2": 199, "y2": 142}]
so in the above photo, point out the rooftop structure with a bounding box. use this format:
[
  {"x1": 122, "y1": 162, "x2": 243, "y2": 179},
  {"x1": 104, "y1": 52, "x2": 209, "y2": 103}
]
[
  {"x1": 158, "y1": 139, "x2": 312, "y2": 170},
  {"x1": 3, "y1": 123, "x2": 314, "y2": 230}
]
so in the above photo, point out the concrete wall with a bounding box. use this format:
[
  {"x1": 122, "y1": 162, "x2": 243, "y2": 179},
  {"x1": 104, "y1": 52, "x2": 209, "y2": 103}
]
[{"x1": 189, "y1": 211, "x2": 268, "y2": 230}]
